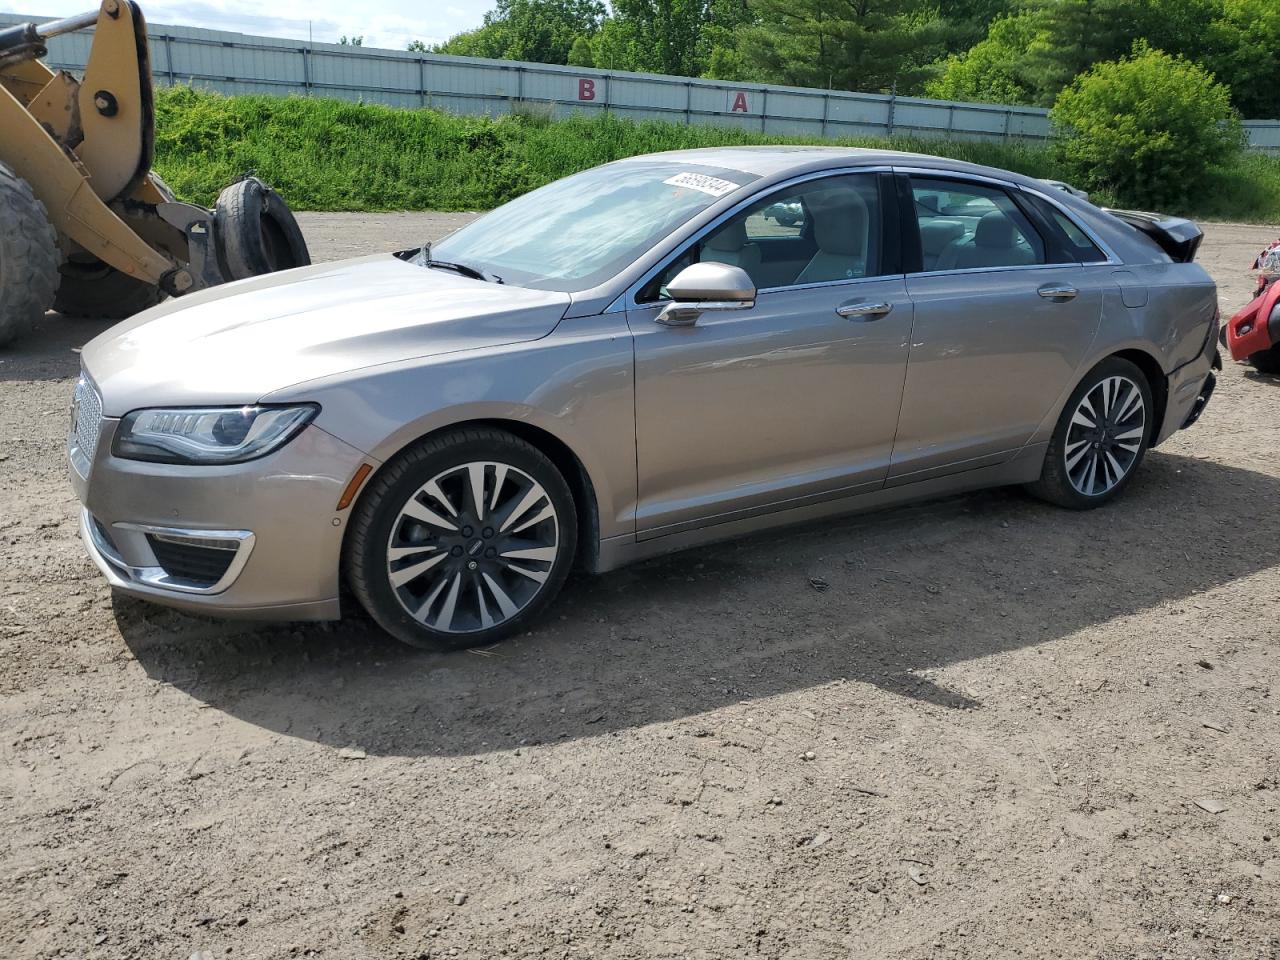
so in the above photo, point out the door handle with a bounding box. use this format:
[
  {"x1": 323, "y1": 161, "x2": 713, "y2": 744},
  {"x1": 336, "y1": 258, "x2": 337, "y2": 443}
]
[
  {"x1": 1038, "y1": 284, "x2": 1079, "y2": 300},
  {"x1": 836, "y1": 300, "x2": 893, "y2": 320}
]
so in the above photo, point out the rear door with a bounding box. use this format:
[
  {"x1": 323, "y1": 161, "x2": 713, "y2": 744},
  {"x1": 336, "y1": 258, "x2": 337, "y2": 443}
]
[{"x1": 889, "y1": 173, "x2": 1106, "y2": 484}]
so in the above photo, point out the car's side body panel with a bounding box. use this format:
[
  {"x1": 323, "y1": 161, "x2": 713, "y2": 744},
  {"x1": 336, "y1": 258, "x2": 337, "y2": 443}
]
[
  {"x1": 891, "y1": 264, "x2": 1103, "y2": 481},
  {"x1": 265, "y1": 312, "x2": 640, "y2": 543},
  {"x1": 594, "y1": 443, "x2": 1049, "y2": 573},
  {"x1": 1129, "y1": 262, "x2": 1220, "y2": 374},
  {"x1": 626, "y1": 277, "x2": 913, "y2": 538}
]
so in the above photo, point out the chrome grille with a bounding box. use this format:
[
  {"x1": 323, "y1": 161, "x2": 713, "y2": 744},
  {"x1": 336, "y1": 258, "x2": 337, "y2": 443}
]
[{"x1": 72, "y1": 375, "x2": 103, "y2": 464}]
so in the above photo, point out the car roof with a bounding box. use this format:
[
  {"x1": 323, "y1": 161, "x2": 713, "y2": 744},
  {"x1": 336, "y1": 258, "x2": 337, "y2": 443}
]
[{"x1": 620, "y1": 145, "x2": 1042, "y2": 189}]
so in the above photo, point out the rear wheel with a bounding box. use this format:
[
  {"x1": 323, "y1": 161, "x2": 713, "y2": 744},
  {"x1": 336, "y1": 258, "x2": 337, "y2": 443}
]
[
  {"x1": 1027, "y1": 357, "x2": 1153, "y2": 509},
  {"x1": 347, "y1": 428, "x2": 577, "y2": 651},
  {"x1": 0, "y1": 161, "x2": 61, "y2": 347}
]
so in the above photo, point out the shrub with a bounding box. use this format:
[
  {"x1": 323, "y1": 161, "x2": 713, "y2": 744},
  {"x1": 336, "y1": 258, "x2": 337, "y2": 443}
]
[
  {"x1": 1050, "y1": 43, "x2": 1245, "y2": 209},
  {"x1": 148, "y1": 86, "x2": 1280, "y2": 221}
]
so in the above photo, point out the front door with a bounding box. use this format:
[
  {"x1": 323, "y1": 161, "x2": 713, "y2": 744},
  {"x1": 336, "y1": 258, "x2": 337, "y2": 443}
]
[{"x1": 627, "y1": 172, "x2": 914, "y2": 538}]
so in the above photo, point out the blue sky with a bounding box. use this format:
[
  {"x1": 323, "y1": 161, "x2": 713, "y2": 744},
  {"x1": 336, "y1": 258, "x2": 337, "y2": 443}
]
[{"x1": 0, "y1": 0, "x2": 490, "y2": 50}]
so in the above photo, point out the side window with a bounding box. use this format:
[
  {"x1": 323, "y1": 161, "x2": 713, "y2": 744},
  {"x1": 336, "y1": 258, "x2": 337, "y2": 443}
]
[
  {"x1": 1049, "y1": 208, "x2": 1109, "y2": 263},
  {"x1": 746, "y1": 201, "x2": 806, "y2": 239},
  {"x1": 911, "y1": 178, "x2": 1046, "y2": 272},
  {"x1": 639, "y1": 173, "x2": 883, "y2": 301}
]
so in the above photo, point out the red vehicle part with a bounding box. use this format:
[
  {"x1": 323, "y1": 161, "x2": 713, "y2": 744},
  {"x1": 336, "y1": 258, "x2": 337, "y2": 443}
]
[
  {"x1": 1224, "y1": 280, "x2": 1280, "y2": 362},
  {"x1": 1253, "y1": 238, "x2": 1280, "y2": 296}
]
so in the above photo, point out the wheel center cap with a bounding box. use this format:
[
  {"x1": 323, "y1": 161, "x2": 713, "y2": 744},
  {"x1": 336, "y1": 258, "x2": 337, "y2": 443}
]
[{"x1": 467, "y1": 539, "x2": 485, "y2": 556}]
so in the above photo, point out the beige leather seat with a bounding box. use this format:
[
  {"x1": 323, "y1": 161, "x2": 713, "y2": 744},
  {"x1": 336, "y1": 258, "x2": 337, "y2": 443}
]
[
  {"x1": 935, "y1": 211, "x2": 1035, "y2": 270},
  {"x1": 795, "y1": 193, "x2": 868, "y2": 283},
  {"x1": 701, "y1": 220, "x2": 762, "y2": 279},
  {"x1": 919, "y1": 219, "x2": 965, "y2": 269}
]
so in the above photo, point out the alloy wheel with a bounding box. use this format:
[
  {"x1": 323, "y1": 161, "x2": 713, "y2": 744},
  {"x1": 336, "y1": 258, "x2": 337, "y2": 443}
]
[
  {"x1": 385, "y1": 461, "x2": 559, "y2": 634},
  {"x1": 1064, "y1": 375, "x2": 1146, "y2": 497}
]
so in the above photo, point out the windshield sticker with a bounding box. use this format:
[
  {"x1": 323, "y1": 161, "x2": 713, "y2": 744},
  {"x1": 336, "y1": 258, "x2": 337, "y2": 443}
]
[{"x1": 663, "y1": 172, "x2": 740, "y2": 198}]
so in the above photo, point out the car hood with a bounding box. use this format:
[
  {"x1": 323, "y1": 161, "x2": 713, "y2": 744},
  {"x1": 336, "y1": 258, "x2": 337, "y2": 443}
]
[{"x1": 81, "y1": 255, "x2": 571, "y2": 416}]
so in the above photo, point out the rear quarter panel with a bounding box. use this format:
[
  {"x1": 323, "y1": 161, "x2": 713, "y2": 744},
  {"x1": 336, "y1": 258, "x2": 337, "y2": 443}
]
[
  {"x1": 1067, "y1": 201, "x2": 1217, "y2": 373},
  {"x1": 1124, "y1": 262, "x2": 1218, "y2": 373},
  {"x1": 1029, "y1": 260, "x2": 1216, "y2": 448}
]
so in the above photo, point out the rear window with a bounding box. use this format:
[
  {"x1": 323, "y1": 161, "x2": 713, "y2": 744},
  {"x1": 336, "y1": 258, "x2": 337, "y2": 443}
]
[{"x1": 1024, "y1": 195, "x2": 1109, "y2": 264}]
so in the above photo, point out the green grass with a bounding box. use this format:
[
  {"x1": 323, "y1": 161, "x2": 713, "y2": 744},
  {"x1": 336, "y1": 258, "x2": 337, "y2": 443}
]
[{"x1": 152, "y1": 86, "x2": 1280, "y2": 221}]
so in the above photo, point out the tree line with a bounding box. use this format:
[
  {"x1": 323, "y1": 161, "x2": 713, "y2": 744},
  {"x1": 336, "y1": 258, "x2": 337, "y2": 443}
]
[{"x1": 412, "y1": 0, "x2": 1279, "y2": 120}]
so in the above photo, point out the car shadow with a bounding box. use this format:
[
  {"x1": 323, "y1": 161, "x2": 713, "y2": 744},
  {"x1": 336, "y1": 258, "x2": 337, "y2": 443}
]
[{"x1": 115, "y1": 451, "x2": 1278, "y2": 757}]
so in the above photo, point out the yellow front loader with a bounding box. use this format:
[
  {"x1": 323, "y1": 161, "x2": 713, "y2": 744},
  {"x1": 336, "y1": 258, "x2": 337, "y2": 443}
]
[{"x1": 0, "y1": 0, "x2": 309, "y2": 345}]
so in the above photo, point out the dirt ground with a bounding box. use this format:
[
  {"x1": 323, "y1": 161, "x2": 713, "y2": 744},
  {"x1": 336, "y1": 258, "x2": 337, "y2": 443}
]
[{"x1": 2, "y1": 215, "x2": 1278, "y2": 960}]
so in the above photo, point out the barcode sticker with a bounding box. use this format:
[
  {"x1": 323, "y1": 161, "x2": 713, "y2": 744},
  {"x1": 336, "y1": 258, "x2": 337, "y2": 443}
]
[{"x1": 663, "y1": 172, "x2": 740, "y2": 198}]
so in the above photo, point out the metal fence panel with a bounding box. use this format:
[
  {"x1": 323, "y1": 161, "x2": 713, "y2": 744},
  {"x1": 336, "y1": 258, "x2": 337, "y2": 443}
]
[
  {"x1": 2, "y1": 11, "x2": 1275, "y2": 151},
  {"x1": 1244, "y1": 121, "x2": 1280, "y2": 152}
]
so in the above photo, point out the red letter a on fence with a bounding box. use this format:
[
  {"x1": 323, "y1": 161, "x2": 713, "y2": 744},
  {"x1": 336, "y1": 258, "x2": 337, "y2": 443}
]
[{"x1": 731, "y1": 91, "x2": 749, "y2": 112}]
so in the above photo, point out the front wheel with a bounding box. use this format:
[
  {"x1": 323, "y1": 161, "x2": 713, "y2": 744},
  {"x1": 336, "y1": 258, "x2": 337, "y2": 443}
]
[
  {"x1": 1027, "y1": 357, "x2": 1153, "y2": 509},
  {"x1": 1249, "y1": 346, "x2": 1280, "y2": 374},
  {"x1": 346, "y1": 428, "x2": 577, "y2": 651}
]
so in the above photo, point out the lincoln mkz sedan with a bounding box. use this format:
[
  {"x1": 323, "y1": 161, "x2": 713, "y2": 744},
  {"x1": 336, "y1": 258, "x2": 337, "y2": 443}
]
[{"x1": 69, "y1": 147, "x2": 1221, "y2": 649}]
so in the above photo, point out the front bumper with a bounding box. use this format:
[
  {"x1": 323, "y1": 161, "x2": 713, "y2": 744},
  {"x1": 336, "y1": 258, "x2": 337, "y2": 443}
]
[
  {"x1": 1222, "y1": 286, "x2": 1280, "y2": 362},
  {"x1": 71, "y1": 415, "x2": 370, "y2": 621}
]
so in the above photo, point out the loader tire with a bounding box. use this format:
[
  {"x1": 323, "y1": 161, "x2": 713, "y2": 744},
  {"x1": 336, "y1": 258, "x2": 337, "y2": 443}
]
[
  {"x1": 53, "y1": 172, "x2": 175, "y2": 321},
  {"x1": 214, "y1": 177, "x2": 310, "y2": 281},
  {"x1": 52, "y1": 260, "x2": 165, "y2": 320},
  {"x1": 0, "y1": 162, "x2": 61, "y2": 348}
]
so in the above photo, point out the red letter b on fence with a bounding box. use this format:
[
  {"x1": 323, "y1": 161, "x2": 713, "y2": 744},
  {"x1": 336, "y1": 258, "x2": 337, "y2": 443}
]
[{"x1": 578, "y1": 78, "x2": 596, "y2": 101}]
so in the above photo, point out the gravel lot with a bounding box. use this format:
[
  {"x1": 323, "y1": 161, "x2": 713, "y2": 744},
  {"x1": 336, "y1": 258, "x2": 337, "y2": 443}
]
[{"x1": 2, "y1": 215, "x2": 1278, "y2": 960}]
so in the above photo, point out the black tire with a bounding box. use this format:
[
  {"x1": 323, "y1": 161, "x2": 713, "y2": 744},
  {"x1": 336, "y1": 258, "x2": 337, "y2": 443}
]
[
  {"x1": 213, "y1": 177, "x2": 310, "y2": 281},
  {"x1": 53, "y1": 170, "x2": 174, "y2": 320},
  {"x1": 1027, "y1": 356, "x2": 1154, "y2": 509},
  {"x1": 0, "y1": 161, "x2": 61, "y2": 347},
  {"x1": 53, "y1": 258, "x2": 165, "y2": 319},
  {"x1": 346, "y1": 427, "x2": 578, "y2": 651},
  {"x1": 1249, "y1": 346, "x2": 1280, "y2": 374}
]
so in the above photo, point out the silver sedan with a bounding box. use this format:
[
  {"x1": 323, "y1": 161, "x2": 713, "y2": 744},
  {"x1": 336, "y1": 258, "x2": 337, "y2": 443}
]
[{"x1": 68, "y1": 147, "x2": 1221, "y2": 649}]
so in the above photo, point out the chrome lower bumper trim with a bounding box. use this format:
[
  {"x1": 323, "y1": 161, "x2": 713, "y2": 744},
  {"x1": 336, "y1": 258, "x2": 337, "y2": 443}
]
[{"x1": 81, "y1": 509, "x2": 256, "y2": 595}]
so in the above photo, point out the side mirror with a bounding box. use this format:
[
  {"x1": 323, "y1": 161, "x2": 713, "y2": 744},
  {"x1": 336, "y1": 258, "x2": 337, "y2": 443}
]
[{"x1": 656, "y1": 261, "x2": 756, "y2": 327}]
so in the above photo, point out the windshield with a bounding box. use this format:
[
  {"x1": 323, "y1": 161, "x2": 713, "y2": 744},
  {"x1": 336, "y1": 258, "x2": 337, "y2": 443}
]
[{"x1": 428, "y1": 161, "x2": 758, "y2": 292}]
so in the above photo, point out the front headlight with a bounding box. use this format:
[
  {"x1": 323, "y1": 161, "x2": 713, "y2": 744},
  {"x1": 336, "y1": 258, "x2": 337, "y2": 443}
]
[{"x1": 112, "y1": 404, "x2": 318, "y2": 464}]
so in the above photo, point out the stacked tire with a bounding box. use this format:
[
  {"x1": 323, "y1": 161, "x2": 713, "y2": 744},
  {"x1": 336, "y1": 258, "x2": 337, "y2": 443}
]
[{"x1": 213, "y1": 177, "x2": 310, "y2": 280}]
